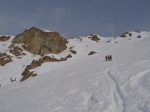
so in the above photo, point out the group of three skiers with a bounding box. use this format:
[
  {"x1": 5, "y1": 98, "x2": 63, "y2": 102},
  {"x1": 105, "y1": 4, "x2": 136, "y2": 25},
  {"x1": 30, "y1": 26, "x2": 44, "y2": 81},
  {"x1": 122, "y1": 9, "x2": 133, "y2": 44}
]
[{"x1": 105, "y1": 55, "x2": 112, "y2": 61}]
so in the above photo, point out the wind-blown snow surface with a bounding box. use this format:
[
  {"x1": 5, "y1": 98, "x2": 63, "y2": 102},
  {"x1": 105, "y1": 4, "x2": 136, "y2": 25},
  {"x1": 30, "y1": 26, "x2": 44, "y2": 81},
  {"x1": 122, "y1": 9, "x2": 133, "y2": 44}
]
[{"x1": 0, "y1": 32, "x2": 150, "y2": 112}]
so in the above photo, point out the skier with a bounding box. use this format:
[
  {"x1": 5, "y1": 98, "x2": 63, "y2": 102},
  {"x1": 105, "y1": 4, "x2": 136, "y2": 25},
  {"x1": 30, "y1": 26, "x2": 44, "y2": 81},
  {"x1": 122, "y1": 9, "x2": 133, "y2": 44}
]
[
  {"x1": 108, "y1": 55, "x2": 112, "y2": 61},
  {"x1": 105, "y1": 55, "x2": 108, "y2": 61}
]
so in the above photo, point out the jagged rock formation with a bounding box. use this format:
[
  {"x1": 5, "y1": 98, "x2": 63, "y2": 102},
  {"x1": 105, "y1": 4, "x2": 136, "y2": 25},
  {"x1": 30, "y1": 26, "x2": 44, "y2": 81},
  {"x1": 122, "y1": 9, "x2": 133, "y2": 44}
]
[
  {"x1": 12, "y1": 27, "x2": 68, "y2": 55},
  {"x1": 0, "y1": 53, "x2": 12, "y2": 66},
  {"x1": 0, "y1": 36, "x2": 11, "y2": 41},
  {"x1": 88, "y1": 34, "x2": 100, "y2": 42}
]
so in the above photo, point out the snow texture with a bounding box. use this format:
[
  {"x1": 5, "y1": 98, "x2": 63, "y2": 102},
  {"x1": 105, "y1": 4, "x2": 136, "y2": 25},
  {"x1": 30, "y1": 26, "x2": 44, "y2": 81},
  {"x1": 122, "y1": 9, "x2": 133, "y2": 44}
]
[{"x1": 0, "y1": 31, "x2": 150, "y2": 112}]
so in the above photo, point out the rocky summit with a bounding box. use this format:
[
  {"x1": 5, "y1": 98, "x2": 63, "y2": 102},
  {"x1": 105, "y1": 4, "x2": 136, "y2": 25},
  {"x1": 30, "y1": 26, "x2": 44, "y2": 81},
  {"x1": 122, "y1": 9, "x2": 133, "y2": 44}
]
[{"x1": 12, "y1": 27, "x2": 68, "y2": 55}]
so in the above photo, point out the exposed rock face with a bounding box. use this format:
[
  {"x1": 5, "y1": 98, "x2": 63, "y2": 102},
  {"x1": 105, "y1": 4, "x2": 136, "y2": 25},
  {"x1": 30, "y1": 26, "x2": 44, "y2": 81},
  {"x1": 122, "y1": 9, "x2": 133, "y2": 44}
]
[
  {"x1": 12, "y1": 27, "x2": 68, "y2": 55},
  {"x1": 88, "y1": 34, "x2": 100, "y2": 42},
  {"x1": 0, "y1": 36, "x2": 11, "y2": 41},
  {"x1": 0, "y1": 53, "x2": 12, "y2": 66}
]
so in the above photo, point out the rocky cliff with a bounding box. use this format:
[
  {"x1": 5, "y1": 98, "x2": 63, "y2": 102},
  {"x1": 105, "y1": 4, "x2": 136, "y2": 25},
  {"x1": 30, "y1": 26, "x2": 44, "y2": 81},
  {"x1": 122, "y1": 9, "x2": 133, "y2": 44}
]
[{"x1": 12, "y1": 27, "x2": 68, "y2": 55}]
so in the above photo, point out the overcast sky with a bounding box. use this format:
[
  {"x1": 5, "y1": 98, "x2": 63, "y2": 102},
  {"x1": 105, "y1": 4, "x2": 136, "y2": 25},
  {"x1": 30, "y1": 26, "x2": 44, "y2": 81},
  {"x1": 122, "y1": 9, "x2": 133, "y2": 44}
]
[{"x1": 0, "y1": 0, "x2": 150, "y2": 37}]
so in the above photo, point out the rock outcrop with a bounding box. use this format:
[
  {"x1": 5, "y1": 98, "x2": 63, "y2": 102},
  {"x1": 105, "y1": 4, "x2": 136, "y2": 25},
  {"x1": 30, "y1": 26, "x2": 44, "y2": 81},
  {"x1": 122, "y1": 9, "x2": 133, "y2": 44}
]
[
  {"x1": 0, "y1": 36, "x2": 11, "y2": 41},
  {"x1": 69, "y1": 47, "x2": 77, "y2": 54},
  {"x1": 70, "y1": 50, "x2": 77, "y2": 54},
  {"x1": 0, "y1": 53, "x2": 12, "y2": 66},
  {"x1": 120, "y1": 32, "x2": 132, "y2": 38},
  {"x1": 12, "y1": 27, "x2": 68, "y2": 55},
  {"x1": 88, "y1": 51, "x2": 97, "y2": 55},
  {"x1": 88, "y1": 34, "x2": 100, "y2": 42},
  {"x1": 20, "y1": 54, "x2": 72, "y2": 81},
  {"x1": 9, "y1": 45, "x2": 26, "y2": 57}
]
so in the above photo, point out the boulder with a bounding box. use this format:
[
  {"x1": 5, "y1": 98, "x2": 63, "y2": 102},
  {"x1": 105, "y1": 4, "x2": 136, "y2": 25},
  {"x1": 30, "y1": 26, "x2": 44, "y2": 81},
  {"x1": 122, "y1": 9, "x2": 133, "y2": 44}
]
[
  {"x1": 12, "y1": 27, "x2": 68, "y2": 55},
  {"x1": 70, "y1": 50, "x2": 77, "y2": 54},
  {"x1": 88, "y1": 51, "x2": 97, "y2": 55}
]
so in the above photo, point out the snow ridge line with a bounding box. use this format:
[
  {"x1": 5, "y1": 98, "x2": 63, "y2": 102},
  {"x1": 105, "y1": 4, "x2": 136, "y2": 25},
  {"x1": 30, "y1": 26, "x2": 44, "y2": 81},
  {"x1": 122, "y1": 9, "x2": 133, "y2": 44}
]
[{"x1": 105, "y1": 69, "x2": 126, "y2": 112}]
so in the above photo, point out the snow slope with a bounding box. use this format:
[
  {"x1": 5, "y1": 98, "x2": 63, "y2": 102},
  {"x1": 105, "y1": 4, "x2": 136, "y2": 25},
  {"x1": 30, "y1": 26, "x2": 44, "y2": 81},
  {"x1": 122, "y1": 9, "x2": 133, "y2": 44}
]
[{"x1": 0, "y1": 31, "x2": 150, "y2": 112}]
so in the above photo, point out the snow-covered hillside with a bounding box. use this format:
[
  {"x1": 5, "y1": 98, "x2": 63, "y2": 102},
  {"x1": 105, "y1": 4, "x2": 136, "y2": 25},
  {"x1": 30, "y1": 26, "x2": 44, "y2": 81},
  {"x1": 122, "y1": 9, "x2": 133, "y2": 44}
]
[{"x1": 0, "y1": 31, "x2": 150, "y2": 112}]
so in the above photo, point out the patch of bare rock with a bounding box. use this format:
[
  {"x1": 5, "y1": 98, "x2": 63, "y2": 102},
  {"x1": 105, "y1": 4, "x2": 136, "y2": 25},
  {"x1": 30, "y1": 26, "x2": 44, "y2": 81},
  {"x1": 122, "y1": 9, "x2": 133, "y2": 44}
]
[
  {"x1": 9, "y1": 45, "x2": 26, "y2": 57},
  {"x1": 0, "y1": 36, "x2": 11, "y2": 41},
  {"x1": 20, "y1": 54, "x2": 72, "y2": 81},
  {"x1": 120, "y1": 32, "x2": 132, "y2": 38},
  {"x1": 120, "y1": 31, "x2": 141, "y2": 38},
  {"x1": 88, "y1": 34, "x2": 100, "y2": 42},
  {"x1": 88, "y1": 51, "x2": 97, "y2": 55},
  {"x1": 0, "y1": 53, "x2": 12, "y2": 66}
]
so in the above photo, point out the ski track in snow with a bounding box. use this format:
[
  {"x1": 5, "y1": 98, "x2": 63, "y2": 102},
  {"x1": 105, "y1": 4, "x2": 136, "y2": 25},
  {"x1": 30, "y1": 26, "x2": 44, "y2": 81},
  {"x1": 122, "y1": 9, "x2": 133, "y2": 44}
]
[
  {"x1": 105, "y1": 68, "x2": 126, "y2": 112},
  {"x1": 104, "y1": 60, "x2": 150, "y2": 112}
]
